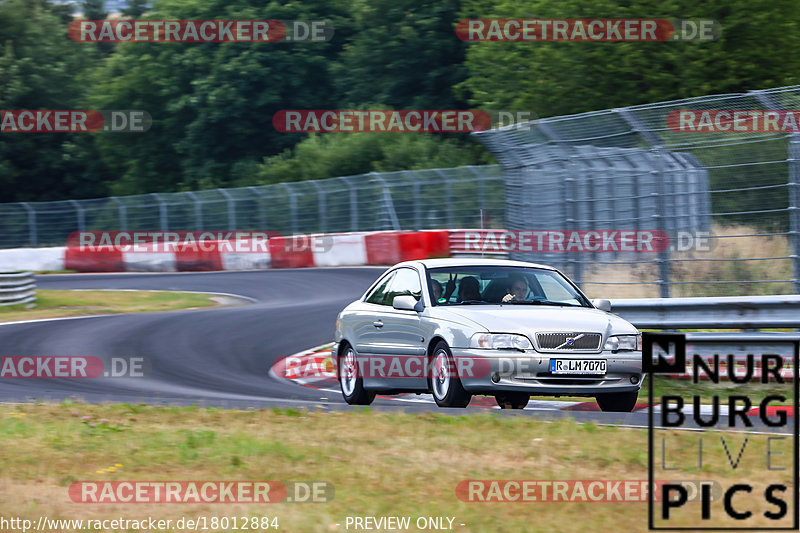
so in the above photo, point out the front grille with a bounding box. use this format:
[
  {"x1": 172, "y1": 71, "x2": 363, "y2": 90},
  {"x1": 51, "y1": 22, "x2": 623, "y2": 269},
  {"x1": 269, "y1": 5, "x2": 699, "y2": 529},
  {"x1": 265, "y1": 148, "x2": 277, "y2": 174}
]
[{"x1": 536, "y1": 332, "x2": 602, "y2": 351}]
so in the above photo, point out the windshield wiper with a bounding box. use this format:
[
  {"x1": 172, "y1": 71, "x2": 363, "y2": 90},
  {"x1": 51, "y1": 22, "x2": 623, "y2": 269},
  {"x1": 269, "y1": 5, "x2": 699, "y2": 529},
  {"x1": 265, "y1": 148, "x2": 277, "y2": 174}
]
[
  {"x1": 453, "y1": 299, "x2": 491, "y2": 305},
  {"x1": 507, "y1": 300, "x2": 582, "y2": 307}
]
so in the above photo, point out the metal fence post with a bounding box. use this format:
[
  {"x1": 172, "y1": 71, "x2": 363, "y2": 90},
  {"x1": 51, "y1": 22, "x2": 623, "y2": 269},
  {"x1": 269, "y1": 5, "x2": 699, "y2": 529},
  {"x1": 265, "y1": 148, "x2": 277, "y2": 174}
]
[
  {"x1": 310, "y1": 181, "x2": 326, "y2": 234},
  {"x1": 247, "y1": 187, "x2": 268, "y2": 230},
  {"x1": 467, "y1": 166, "x2": 487, "y2": 227},
  {"x1": 280, "y1": 183, "x2": 298, "y2": 235},
  {"x1": 69, "y1": 200, "x2": 86, "y2": 232},
  {"x1": 151, "y1": 193, "x2": 168, "y2": 232},
  {"x1": 408, "y1": 171, "x2": 422, "y2": 231},
  {"x1": 434, "y1": 169, "x2": 454, "y2": 228},
  {"x1": 110, "y1": 197, "x2": 126, "y2": 231},
  {"x1": 218, "y1": 188, "x2": 236, "y2": 229},
  {"x1": 566, "y1": 156, "x2": 582, "y2": 287},
  {"x1": 788, "y1": 134, "x2": 800, "y2": 293},
  {"x1": 19, "y1": 203, "x2": 37, "y2": 247},
  {"x1": 341, "y1": 176, "x2": 358, "y2": 232},
  {"x1": 652, "y1": 148, "x2": 671, "y2": 298},
  {"x1": 371, "y1": 172, "x2": 401, "y2": 230},
  {"x1": 186, "y1": 192, "x2": 202, "y2": 230}
]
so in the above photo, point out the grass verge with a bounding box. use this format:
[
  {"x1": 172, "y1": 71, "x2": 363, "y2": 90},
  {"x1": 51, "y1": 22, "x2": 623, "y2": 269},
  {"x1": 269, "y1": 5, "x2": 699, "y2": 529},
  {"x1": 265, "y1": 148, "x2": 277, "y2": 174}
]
[
  {"x1": 0, "y1": 290, "x2": 227, "y2": 322},
  {"x1": 0, "y1": 403, "x2": 791, "y2": 532}
]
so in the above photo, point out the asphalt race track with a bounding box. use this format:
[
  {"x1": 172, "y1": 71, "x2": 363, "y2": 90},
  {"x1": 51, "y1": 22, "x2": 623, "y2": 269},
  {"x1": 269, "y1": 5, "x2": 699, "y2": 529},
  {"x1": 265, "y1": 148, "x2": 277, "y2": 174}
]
[{"x1": 0, "y1": 269, "x2": 789, "y2": 433}]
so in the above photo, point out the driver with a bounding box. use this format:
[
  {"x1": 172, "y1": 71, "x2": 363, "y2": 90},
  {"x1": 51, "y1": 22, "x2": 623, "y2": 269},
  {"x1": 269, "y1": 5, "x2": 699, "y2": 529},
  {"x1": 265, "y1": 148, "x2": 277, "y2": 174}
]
[{"x1": 502, "y1": 274, "x2": 529, "y2": 303}]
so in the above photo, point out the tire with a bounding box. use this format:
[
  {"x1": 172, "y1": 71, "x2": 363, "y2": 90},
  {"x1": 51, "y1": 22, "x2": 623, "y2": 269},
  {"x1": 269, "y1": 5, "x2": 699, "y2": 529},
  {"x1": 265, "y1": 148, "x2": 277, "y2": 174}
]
[
  {"x1": 429, "y1": 341, "x2": 471, "y2": 408},
  {"x1": 596, "y1": 390, "x2": 639, "y2": 412},
  {"x1": 338, "y1": 344, "x2": 375, "y2": 406},
  {"x1": 495, "y1": 392, "x2": 530, "y2": 409}
]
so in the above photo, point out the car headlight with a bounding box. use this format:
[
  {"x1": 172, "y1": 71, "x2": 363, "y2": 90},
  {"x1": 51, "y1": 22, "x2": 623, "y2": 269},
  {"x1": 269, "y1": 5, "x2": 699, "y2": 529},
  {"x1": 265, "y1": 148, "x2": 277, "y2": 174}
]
[
  {"x1": 604, "y1": 334, "x2": 640, "y2": 352},
  {"x1": 470, "y1": 333, "x2": 532, "y2": 350}
]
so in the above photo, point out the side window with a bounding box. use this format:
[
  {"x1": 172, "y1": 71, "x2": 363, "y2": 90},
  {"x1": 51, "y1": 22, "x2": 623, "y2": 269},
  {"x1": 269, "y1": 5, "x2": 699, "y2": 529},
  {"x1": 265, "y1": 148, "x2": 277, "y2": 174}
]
[
  {"x1": 386, "y1": 268, "x2": 422, "y2": 306},
  {"x1": 365, "y1": 272, "x2": 396, "y2": 305}
]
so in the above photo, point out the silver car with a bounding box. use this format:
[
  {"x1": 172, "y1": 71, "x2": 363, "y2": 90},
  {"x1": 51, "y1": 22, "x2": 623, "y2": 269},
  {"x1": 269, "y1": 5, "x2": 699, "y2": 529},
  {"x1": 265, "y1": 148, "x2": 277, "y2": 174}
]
[{"x1": 332, "y1": 258, "x2": 642, "y2": 411}]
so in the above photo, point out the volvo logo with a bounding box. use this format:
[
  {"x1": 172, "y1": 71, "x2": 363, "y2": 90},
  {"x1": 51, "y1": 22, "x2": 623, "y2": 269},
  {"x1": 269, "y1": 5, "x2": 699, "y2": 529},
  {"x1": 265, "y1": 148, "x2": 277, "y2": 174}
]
[{"x1": 555, "y1": 333, "x2": 585, "y2": 350}]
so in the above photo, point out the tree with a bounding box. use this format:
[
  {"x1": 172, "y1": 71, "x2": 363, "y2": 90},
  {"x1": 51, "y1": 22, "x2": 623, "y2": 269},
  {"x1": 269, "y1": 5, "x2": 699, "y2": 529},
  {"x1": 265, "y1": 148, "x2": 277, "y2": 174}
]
[
  {"x1": 79, "y1": 0, "x2": 106, "y2": 19},
  {"x1": 333, "y1": 0, "x2": 468, "y2": 109},
  {"x1": 121, "y1": 0, "x2": 149, "y2": 17},
  {"x1": 86, "y1": 0, "x2": 355, "y2": 195},
  {"x1": 251, "y1": 131, "x2": 491, "y2": 185},
  {"x1": 0, "y1": 0, "x2": 103, "y2": 203},
  {"x1": 457, "y1": 0, "x2": 800, "y2": 117}
]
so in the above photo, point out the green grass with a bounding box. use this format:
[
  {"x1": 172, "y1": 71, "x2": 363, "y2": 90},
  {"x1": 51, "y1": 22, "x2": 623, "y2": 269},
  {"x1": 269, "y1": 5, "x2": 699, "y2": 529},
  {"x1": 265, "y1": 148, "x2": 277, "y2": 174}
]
[
  {"x1": 0, "y1": 289, "x2": 227, "y2": 322},
  {"x1": 0, "y1": 403, "x2": 791, "y2": 532}
]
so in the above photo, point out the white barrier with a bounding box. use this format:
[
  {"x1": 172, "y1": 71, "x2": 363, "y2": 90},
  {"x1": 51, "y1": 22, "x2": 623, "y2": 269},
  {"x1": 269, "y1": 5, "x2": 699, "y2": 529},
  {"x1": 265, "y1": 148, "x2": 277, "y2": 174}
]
[
  {"x1": 312, "y1": 233, "x2": 368, "y2": 267},
  {"x1": 0, "y1": 247, "x2": 65, "y2": 272}
]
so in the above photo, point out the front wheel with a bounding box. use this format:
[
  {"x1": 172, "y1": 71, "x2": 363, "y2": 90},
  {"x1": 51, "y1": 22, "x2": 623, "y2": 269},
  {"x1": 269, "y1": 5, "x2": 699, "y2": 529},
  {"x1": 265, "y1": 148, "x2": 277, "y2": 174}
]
[
  {"x1": 495, "y1": 392, "x2": 530, "y2": 409},
  {"x1": 596, "y1": 390, "x2": 639, "y2": 412},
  {"x1": 339, "y1": 345, "x2": 375, "y2": 405},
  {"x1": 429, "y1": 341, "x2": 471, "y2": 408}
]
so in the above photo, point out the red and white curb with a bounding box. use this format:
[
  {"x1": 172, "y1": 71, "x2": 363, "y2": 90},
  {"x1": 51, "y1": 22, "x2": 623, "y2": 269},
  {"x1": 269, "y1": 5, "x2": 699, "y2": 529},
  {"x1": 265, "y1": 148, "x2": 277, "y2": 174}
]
[{"x1": 271, "y1": 345, "x2": 793, "y2": 414}]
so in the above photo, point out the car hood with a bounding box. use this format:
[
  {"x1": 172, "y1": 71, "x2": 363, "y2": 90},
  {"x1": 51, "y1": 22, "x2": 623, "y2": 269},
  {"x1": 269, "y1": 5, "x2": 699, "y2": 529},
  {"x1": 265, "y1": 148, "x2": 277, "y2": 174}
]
[{"x1": 438, "y1": 305, "x2": 637, "y2": 337}]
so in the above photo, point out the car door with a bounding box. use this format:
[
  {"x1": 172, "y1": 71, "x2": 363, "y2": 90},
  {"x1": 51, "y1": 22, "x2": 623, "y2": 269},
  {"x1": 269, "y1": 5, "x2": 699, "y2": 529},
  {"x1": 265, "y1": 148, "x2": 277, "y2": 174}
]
[
  {"x1": 372, "y1": 267, "x2": 428, "y2": 390},
  {"x1": 353, "y1": 270, "x2": 396, "y2": 361}
]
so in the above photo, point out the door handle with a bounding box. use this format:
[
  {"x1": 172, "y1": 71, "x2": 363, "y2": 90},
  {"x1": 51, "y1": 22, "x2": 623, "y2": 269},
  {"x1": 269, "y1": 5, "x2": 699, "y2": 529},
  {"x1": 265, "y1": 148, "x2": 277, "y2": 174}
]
[{"x1": 373, "y1": 320, "x2": 383, "y2": 328}]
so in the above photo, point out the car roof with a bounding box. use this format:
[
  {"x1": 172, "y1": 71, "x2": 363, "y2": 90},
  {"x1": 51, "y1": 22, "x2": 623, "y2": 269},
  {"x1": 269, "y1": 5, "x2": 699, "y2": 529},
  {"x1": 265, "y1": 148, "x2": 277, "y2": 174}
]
[{"x1": 395, "y1": 258, "x2": 557, "y2": 270}]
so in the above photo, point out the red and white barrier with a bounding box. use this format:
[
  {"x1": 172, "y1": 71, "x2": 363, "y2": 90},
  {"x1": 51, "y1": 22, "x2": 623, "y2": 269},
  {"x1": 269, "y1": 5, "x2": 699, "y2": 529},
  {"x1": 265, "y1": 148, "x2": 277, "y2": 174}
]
[{"x1": 1, "y1": 230, "x2": 456, "y2": 273}]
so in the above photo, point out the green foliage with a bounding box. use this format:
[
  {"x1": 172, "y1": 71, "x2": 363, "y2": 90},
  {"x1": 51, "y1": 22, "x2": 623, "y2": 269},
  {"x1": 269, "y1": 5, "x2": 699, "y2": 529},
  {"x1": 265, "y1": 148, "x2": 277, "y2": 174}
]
[
  {"x1": 251, "y1": 132, "x2": 490, "y2": 184},
  {"x1": 332, "y1": 0, "x2": 468, "y2": 109},
  {"x1": 79, "y1": 0, "x2": 107, "y2": 19},
  {"x1": 0, "y1": 0, "x2": 104, "y2": 202},
  {"x1": 3, "y1": 0, "x2": 800, "y2": 207},
  {"x1": 86, "y1": 0, "x2": 355, "y2": 195},
  {"x1": 457, "y1": 0, "x2": 800, "y2": 116},
  {"x1": 121, "y1": 0, "x2": 149, "y2": 17}
]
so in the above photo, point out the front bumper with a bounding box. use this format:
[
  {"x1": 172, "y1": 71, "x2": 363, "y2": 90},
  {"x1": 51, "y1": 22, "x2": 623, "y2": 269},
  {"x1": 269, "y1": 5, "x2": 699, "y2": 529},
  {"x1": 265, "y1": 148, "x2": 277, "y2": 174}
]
[{"x1": 452, "y1": 347, "x2": 643, "y2": 396}]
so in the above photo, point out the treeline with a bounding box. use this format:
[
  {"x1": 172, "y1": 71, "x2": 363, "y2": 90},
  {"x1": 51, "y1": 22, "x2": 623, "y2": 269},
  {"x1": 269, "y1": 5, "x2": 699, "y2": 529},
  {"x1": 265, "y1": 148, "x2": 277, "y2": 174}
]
[{"x1": 1, "y1": 0, "x2": 799, "y2": 202}]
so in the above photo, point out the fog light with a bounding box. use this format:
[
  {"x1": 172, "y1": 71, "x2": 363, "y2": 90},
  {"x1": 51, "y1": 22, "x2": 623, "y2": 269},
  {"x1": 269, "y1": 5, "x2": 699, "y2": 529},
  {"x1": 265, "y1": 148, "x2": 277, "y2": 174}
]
[
  {"x1": 630, "y1": 375, "x2": 639, "y2": 384},
  {"x1": 491, "y1": 373, "x2": 501, "y2": 383}
]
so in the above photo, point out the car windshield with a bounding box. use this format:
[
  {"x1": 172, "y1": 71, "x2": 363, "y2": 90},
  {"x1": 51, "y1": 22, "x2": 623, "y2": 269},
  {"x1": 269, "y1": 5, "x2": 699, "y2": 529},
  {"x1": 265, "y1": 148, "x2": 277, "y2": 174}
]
[{"x1": 427, "y1": 265, "x2": 591, "y2": 307}]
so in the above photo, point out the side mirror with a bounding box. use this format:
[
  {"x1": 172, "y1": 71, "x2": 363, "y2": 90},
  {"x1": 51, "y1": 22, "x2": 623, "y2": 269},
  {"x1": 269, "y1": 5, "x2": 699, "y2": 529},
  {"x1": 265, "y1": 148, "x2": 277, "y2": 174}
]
[
  {"x1": 393, "y1": 295, "x2": 423, "y2": 312},
  {"x1": 592, "y1": 299, "x2": 611, "y2": 312}
]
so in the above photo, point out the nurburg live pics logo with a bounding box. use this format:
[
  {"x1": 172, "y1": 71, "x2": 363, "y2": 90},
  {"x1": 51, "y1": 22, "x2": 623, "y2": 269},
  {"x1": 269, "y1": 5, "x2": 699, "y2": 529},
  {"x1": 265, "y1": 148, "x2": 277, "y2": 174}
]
[{"x1": 643, "y1": 332, "x2": 799, "y2": 530}]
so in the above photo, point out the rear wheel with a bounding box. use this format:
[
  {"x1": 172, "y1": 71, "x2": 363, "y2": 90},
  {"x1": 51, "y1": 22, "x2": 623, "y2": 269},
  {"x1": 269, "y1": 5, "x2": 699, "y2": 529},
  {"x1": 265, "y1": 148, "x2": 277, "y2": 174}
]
[
  {"x1": 495, "y1": 392, "x2": 530, "y2": 409},
  {"x1": 339, "y1": 344, "x2": 375, "y2": 405},
  {"x1": 429, "y1": 341, "x2": 471, "y2": 408},
  {"x1": 596, "y1": 390, "x2": 638, "y2": 412}
]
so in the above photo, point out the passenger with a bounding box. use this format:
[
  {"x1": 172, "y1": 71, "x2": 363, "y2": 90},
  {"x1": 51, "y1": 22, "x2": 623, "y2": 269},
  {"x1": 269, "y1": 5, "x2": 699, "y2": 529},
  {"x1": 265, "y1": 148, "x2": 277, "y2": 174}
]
[
  {"x1": 458, "y1": 276, "x2": 482, "y2": 302},
  {"x1": 431, "y1": 279, "x2": 444, "y2": 302},
  {"x1": 502, "y1": 275, "x2": 529, "y2": 303},
  {"x1": 443, "y1": 273, "x2": 458, "y2": 301}
]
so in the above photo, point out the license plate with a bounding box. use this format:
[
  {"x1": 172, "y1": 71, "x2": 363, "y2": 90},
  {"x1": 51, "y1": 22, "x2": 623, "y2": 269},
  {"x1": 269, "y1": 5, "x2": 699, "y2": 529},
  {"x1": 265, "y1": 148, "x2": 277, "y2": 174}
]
[{"x1": 549, "y1": 359, "x2": 606, "y2": 375}]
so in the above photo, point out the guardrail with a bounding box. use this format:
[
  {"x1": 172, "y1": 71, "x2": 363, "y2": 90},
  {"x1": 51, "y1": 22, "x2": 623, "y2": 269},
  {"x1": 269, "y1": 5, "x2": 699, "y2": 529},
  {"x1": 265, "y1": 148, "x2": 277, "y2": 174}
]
[
  {"x1": 0, "y1": 272, "x2": 36, "y2": 307},
  {"x1": 609, "y1": 295, "x2": 800, "y2": 330}
]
